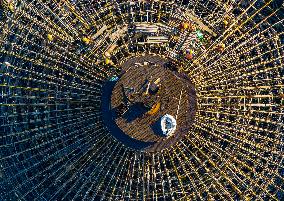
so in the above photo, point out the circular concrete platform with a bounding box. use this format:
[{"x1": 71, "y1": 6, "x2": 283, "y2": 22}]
[{"x1": 106, "y1": 55, "x2": 197, "y2": 152}]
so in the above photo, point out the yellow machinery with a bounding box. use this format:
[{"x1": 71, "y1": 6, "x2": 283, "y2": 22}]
[{"x1": 147, "y1": 102, "x2": 161, "y2": 116}]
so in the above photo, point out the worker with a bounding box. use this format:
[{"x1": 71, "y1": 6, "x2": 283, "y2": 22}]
[
  {"x1": 180, "y1": 22, "x2": 189, "y2": 31},
  {"x1": 82, "y1": 36, "x2": 91, "y2": 45},
  {"x1": 47, "y1": 34, "x2": 53, "y2": 41},
  {"x1": 223, "y1": 14, "x2": 231, "y2": 27},
  {"x1": 224, "y1": 20, "x2": 229, "y2": 26},
  {"x1": 185, "y1": 49, "x2": 194, "y2": 60},
  {"x1": 1, "y1": 0, "x2": 14, "y2": 12},
  {"x1": 217, "y1": 43, "x2": 225, "y2": 52},
  {"x1": 196, "y1": 30, "x2": 203, "y2": 40},
  {"x1": 189, "y1": 23, "x2": 196, "y2": 32},
  {"x1": 105, "y1": 58, "x2": 111, "y2": 65},
  {"x1": 8, "y1": 3, "x2": 14, "y2": 12}
]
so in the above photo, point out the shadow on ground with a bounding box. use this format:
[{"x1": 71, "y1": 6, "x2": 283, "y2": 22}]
[{"x1": 101, "y1": 79, "x2": 155, "y2": 150}]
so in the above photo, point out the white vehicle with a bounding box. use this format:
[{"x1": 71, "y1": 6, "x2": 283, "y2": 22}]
[{"x1": 160, "y1": 114, "x2": 177, "y2": 137}]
